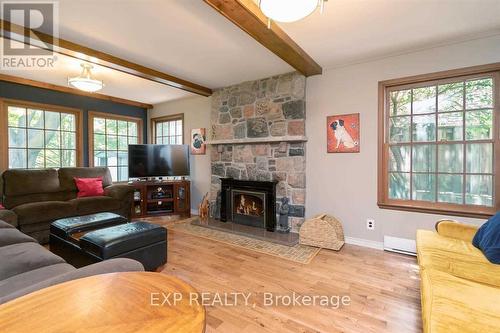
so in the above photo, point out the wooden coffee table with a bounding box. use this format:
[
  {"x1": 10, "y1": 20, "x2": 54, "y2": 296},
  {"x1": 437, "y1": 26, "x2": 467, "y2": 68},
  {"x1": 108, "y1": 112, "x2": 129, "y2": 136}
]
[{"x1": 0, "y1": 272, "x2": 205, "y2": 333}]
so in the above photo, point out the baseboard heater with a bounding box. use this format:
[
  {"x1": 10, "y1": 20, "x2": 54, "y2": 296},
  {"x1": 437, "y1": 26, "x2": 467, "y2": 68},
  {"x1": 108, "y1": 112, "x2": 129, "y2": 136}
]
[{"x1": 383, "y1": 236, "x2": 417, "y2": 256}]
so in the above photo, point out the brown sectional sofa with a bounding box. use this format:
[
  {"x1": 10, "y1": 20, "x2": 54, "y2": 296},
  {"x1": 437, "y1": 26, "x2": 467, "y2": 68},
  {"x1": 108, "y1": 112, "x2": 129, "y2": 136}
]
[
  {"x1": 0, "y1": 167, "x2": 133, "y2": 243},
  {"x1": 0, "y1": 209, "x2": 17, "y2": 227},
  {"x1": 0, "y1": 219, "x2": 144, "y2": 305}
]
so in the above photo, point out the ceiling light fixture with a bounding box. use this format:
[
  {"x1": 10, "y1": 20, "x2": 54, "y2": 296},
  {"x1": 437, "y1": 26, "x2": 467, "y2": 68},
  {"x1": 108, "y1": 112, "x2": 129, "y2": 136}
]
[
  {"x1": 68, "y1": 63, "x2": 104, "y2": 93},
  {"x1": 259, "y1": 0, "x2": 327, "y2": 28}
]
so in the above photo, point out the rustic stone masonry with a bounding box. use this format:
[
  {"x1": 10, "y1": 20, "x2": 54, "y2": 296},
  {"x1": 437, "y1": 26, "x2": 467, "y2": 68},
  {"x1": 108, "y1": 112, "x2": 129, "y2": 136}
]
[{"x1": 210, "y1": 72, "x2": 306, "y2": 232}]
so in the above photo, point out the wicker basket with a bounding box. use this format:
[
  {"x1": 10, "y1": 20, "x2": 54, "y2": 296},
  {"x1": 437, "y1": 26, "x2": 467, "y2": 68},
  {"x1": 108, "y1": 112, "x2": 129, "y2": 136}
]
[{"x1": 299, "y1": 213, "x2": 345, "y2": 251}]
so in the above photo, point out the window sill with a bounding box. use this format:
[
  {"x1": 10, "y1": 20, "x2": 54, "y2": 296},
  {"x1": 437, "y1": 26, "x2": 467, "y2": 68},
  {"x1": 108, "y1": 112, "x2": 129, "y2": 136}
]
[{"x1": 377, "y1": 201, "x2": 494, "y2": 219}]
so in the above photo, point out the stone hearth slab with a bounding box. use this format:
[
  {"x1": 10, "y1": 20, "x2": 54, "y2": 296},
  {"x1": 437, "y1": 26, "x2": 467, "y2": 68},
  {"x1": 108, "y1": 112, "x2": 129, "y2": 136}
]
[{"x1": 191, "y1": 218, "x2": 298, "y2": 246}]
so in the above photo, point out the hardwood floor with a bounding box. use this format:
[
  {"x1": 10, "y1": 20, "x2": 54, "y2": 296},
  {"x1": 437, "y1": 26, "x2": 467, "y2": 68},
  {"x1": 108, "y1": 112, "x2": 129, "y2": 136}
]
[{"x1": 159, "y1": 226, "x2": 422, "y2": 333}]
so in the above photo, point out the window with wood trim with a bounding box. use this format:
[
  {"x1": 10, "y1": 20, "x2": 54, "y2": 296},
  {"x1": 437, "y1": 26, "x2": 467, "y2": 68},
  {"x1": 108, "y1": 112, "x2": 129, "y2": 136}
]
[
  {"x1": 89, "y1": 112, "x2": 143, "y2": 182},
  {"x1": 1, "y1": 100, "x2": 82, "y2": 170},
  {"x1": 151, "y1": 114, "x2": 184, "y2": 144},
  {"x1": 379, "y1": 67, "x2": 500, "y2": 218}
]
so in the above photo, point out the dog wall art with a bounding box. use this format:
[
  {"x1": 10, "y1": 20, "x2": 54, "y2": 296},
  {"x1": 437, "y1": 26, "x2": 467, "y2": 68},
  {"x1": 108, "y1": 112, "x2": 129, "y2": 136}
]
[
  {"x1": 191, "y1": 128, "x2": 206, "y2": 155},
  {"x1": 327, "y1": 113, "x2": 360, "y2": 153}
]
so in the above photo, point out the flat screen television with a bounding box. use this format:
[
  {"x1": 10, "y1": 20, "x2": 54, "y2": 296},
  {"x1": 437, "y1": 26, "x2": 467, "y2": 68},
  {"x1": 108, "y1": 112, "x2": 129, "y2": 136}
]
[{"x1": 128, "y1": 144, "x2": 190, "y2": 178}]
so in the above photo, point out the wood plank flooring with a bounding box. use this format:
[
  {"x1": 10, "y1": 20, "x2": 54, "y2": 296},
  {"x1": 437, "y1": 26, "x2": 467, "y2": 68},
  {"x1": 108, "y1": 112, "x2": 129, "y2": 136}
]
[{"x1": 159, "y1": 224, "x2": 422, "y2": 333}]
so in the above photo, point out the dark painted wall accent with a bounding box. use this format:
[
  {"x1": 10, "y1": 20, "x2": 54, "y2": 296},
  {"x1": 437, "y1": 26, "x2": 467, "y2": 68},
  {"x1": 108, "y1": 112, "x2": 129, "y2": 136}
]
[{"x1": 0, "y1": 81, "x2": 148, "y2": 166}]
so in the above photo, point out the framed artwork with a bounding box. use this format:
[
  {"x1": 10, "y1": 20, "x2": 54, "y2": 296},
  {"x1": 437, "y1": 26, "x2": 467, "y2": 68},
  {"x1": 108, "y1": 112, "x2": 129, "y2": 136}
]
[
  {"x1": 327, "y1": 113, "x2": 360, "y2": 153},
  {"x1": 191, "y1": 128, "x2": 206, "y2": 155}
]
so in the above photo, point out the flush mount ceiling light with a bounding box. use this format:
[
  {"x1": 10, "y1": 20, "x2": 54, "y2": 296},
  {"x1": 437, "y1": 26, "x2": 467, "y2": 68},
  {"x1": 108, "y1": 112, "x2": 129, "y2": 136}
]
[
  {"x1": 68, "y1": 63, "x2": 104, "y2": 93},
  {"x1": 259, "y1": 0, "x2": 327, "y2": 26}
]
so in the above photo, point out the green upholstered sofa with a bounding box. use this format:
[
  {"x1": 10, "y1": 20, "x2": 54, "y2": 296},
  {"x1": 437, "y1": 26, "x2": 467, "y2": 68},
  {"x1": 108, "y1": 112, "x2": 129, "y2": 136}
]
[{"x1": 0, "y1": 167, "x2": 133, "y2": 243}]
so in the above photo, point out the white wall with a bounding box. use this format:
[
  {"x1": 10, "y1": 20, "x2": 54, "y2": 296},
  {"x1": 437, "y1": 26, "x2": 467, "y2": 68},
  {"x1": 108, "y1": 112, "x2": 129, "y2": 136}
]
[
  {"x1": 306, "y1": 35, "x2": 500, "y2": 243},
  {"x1": 149, "y1": 96, "x2": 212, "y2": 214}
]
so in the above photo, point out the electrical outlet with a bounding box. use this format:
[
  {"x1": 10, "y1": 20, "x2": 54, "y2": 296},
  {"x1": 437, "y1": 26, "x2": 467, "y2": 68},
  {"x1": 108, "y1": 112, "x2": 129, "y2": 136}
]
[{"x1": 366, "y1": 219, "x2": 375, "y2": 230}]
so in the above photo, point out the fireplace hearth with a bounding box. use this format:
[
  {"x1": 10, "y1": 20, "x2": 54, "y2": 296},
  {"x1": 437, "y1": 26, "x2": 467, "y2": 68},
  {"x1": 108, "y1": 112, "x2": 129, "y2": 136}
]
[{"x1": 220, "y1": 178, "x2": 277, "y2": 232}]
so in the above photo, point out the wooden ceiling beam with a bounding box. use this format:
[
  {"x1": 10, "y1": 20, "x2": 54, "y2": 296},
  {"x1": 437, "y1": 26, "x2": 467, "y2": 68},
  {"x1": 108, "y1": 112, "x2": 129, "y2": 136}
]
[
  {"x1": 0, "y1": 20, "x2": 213, "y2": 97},
  {"x1": 0, "y1": 73, "x2": 154, "y2": 109},
  {"x1": 203, "y1": 0, "x2": 322, "y2": 77}
]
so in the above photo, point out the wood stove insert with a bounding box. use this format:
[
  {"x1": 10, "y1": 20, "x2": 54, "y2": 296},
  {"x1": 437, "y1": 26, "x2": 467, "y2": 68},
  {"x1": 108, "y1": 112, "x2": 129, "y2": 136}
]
[{"x1": 220, "y1": 178, "x2": 277, "y2": 232}]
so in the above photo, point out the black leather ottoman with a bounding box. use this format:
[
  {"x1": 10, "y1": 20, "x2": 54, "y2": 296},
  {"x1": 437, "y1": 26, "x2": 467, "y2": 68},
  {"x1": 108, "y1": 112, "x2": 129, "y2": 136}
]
[
  {"x1": 50, "y1": 212, "x2": 127, "y2": 245},
  {"x1": 80, "y1": 222, "x2": 167, "y2": 271},
  {"x1": 50, "y1": 213, "x2": 167, "y2": 271},
  {"x1": 50, "y1": 212, "x2": 127, "y2": 266}
]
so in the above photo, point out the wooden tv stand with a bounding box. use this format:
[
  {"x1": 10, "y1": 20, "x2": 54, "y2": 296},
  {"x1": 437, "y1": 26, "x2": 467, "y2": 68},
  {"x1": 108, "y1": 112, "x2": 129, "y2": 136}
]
[{"x1": 130, "y1": 179, "x2": 191, "y2": 218}]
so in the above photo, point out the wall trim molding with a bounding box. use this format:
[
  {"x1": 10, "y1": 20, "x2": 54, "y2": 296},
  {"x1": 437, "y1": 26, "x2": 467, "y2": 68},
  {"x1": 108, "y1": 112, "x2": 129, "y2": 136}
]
[
  {"x1": 345, "y1": 236, "x2": 384, "y2": 250},
  {"x1": 175, "y1": 216, "x2": 386, "y2": 251}
]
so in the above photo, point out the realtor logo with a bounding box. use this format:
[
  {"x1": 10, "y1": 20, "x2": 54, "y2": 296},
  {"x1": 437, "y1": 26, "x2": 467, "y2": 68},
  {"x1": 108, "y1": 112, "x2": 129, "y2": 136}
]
[{"x1": 1, "y1": 1, "x2": 58, "y2": 69}]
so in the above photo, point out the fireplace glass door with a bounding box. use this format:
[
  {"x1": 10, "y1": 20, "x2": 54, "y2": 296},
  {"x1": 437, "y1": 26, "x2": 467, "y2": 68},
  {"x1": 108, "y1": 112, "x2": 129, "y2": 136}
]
[{"x1": 231, "y1": 190, "x2": 266, "y2": 228}]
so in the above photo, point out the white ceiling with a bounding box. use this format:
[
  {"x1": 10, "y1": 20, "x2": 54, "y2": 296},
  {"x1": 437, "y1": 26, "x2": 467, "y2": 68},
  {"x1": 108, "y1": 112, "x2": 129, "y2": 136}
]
[
  {"x1": 0, "y1": 38, "x2": 192, "y2": 105},
  {"x1": 56, "y1": 0, "x2": 293, "y2": 88},
  {"x1": 279, "y1": 0, "x2": 500, "y2": 68},
  {"x1": 3, "y1": 0, "x2": 500, "y2": 105}
]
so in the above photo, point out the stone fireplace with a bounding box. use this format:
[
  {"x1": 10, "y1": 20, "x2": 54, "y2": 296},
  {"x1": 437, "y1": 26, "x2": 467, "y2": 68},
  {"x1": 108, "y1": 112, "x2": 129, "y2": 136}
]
[
  {"x1": 209, "y1": 71, "x2": 306, "y2": 232},
  {"x1": 220, "y1": 178, "x2": 277, "y2": 231}
]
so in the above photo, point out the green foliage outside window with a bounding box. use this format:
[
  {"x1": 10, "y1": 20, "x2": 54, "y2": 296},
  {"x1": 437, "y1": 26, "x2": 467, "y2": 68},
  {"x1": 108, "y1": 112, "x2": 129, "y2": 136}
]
[
  {"x1": 388, "y1": 77, "x2": 494, "y2": 207},
  {"x1": 8, "y1": 107, "x2": 77, "y2": 169},
  {"x1": 92, "y1": 117, "x2": 139, "y2": 182}
]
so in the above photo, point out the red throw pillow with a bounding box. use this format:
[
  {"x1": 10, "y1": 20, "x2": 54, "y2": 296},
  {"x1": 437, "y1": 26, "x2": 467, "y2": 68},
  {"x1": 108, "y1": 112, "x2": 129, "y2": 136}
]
[
  {"x1": 0, "y1": 204, "x2": 4, "y2": 209},
  {"x1": 74, "y1": 177, "x2": 104, "y2": 198}
]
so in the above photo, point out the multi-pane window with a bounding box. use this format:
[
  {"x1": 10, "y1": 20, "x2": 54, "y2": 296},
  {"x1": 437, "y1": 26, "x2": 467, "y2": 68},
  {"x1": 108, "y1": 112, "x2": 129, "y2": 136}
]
[
  {"x1": 380, "y1": 70, "x2": 499, "y2": 217},
  {"x1": 6, "y1": 105, "x2": 79, "y2": 169},
  {"x1": 90, "y1": 113, "x2": 142, "y2": 182},
  {"x1": 153, "y1": 116, "x2": 183, "y2": 144}
]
